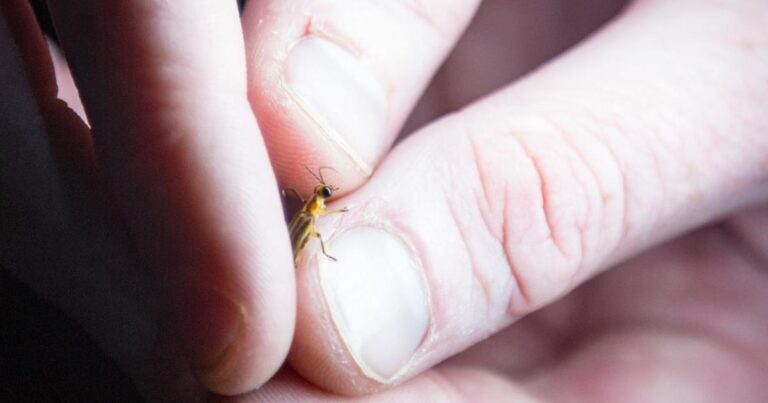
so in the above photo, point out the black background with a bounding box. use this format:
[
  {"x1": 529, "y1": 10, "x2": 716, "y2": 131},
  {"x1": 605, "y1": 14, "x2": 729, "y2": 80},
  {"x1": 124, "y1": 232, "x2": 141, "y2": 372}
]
[{"x1": 1, "y1": 1, "x2": 247, "y2": 401}]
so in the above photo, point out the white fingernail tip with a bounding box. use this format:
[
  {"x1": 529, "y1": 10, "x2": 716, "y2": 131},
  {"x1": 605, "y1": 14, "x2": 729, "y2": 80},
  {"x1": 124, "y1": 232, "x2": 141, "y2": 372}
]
[{"x1": 319, "y1": 227, "x2": 429, "y2": 382}]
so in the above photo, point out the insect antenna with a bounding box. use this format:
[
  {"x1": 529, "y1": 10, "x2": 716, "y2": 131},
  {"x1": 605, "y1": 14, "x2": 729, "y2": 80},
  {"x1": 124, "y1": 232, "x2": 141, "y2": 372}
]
[
  {"x1": 317, "y1": 166, "x2": 338, "y2": 184},
  {"x1": 305, "y1": 165, "x2": 323, "y2": 184},
  {"x1": 305, "y1": 166, "x2": 339, "y2": 184}
]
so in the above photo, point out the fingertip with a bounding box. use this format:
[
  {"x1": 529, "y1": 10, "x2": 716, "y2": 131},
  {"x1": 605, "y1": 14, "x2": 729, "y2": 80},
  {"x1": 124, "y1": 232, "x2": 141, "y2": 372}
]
[
  {"x1": 194, "y1": 323, "x2": 291, "y2": 396},
  {"x1": 287, "y1": 199, "x2": 434, "y2": 395},
  {"x1": 187, "y1": 265, "x2": 297, "y2": 395},
  {"x1": 184, "y1": 287, "x2": 253, "y2": 395},
  {"x1": 242, "y1": 0, "x2": 479, "y2": 193},
  {"x1": 243, "y1": 4, "x2": 388, "y2": 189},
  {"x1": 289, "y1": 253, "x2": 383, "y2": 395}
]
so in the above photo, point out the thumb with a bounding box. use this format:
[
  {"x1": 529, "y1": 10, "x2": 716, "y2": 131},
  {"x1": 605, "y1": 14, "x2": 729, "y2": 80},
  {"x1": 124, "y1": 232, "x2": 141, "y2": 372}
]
[{"x1": 287, "y1": 0, "x2": 768, "y2": 395}]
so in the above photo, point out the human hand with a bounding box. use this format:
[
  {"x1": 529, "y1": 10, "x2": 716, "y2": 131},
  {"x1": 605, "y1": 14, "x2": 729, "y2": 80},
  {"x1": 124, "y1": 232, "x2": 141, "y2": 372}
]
[
  {"x1": 1, "y1": 1, "x2": 296, "y2": 399},
  {"x1": 231, "y1": 0, "x2": 768, "y2": 400},
  {"x1": 4, "y1": 0, "x2": 768, "y2": 401}
]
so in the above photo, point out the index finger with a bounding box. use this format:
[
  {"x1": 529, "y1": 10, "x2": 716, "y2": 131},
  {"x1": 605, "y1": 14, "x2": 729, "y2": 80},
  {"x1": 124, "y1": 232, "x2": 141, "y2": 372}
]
[{"x1": 46, "y1": 0, "x2": 294, "y2": 395}]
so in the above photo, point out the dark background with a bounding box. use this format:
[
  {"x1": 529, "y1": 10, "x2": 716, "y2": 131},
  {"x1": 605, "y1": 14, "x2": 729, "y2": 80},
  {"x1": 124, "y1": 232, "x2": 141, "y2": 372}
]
[
  {"x1": 0, "y1": 269, "x2": 142, "y2": 402},
  {"x1": 0, "y1": 2, "x2": 246, "y2": 401}
]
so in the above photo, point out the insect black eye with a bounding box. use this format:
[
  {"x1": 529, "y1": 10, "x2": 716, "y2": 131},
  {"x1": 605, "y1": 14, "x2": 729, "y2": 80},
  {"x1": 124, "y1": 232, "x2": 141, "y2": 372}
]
[{"x1": 321, "y1": 186, "x2": 332, "y2": 198}]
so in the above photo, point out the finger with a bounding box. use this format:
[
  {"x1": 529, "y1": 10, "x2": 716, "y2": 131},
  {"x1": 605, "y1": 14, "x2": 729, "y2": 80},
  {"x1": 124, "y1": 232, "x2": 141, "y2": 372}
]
[
  {"x1": 214, "y1": 367, "x2": 535, "y2": 403},
  {"x1": 242, "y1": 0, "x2": 480, "y2": 193},
  {"x1": 231, "y1": 228, "x2": 768, "y2": 402},
  {"x1": 287, "y1": 0, "x2": 768, "y2": 394},
  {"x1": 233, "y1": 229, "x2": 768, "y2": 402},
  {"x1": 46, "y1": 0, "x2": 294, "y2": 395},
  {"x1": 1, "y1": 2, "x2": 199, "y2": 399}
]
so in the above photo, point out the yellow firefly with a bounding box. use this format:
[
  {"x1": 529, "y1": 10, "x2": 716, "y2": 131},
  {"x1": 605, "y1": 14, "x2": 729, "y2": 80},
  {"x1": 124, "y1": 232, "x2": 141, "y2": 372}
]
[{"x1": 284, "y1": 167, "x2": 348, "y2": 266}]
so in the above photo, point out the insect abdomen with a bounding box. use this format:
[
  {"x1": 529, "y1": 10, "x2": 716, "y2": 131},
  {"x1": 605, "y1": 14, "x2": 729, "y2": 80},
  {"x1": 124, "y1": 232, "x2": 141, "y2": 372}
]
[{"x1": 289, "y1": 212, "x2": 314, "y2": 265}]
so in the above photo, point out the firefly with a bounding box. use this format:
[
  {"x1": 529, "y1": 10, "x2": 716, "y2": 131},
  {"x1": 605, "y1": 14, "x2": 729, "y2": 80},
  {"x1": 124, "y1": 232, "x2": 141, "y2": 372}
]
[{"x1": 284, "y1": 167, "x2": 348, "y2": 266}]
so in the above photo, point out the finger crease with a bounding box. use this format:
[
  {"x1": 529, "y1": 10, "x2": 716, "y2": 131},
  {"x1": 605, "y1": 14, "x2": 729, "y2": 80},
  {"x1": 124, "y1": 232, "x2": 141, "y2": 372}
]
[
  {"x1": 445, "y1": 193, "x2": 493, "y2": 317},
  {"x1": 500, "y1": 186, "x2": 532, "y2": 314},
  {"x1": 513, "y1": 135, "x2": 567, "y2": 258},
  {"x1": 467, "y1": 133, "x2": 531, "y2": 314}
]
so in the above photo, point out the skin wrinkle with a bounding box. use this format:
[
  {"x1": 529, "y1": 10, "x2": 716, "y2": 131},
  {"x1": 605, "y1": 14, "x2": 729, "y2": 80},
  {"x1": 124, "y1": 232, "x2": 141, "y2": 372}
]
[
  {"x1": 545, "y1": 116, "x2": 628, "y2": 278},
  {"x1": 458, "y1": 131, "x2": 501, "y2": 316},
  {"x1": 465, "y1": 130, "x2": 499, "y2": 239},
  {"x1": 469, "y1": 170, "x2": 525, "y2": 316},
  {"x1": 500, "y1": 187, "x2": 532, "y2": 317},
  {"x1": 512, "y1": 136, "x2": 560, "y2": 255},
  {"x1": 511, "y1": 131, "x2": 585, "y2": 269},
  {"x1": 465, "y1": 131, "x2": 531, "y2": 314},
  {"x1": 444, "y1": 190, "x2": 492, "y2": 321},
  {"x1": 550, "y1": 102, "x2": 628, "y2": 229},
  {"x1": 561, "y1": 100, "x2": 667, "y2": 261},
  {"x1": 590, "y1": 108, "x2": 643, "y2": 246},
  {"x1": 502, "y1": 117, "x2": 648, "y2": 309},
  {"x1": 546, "y1": 122, "x2": 599, "y2": 283}
]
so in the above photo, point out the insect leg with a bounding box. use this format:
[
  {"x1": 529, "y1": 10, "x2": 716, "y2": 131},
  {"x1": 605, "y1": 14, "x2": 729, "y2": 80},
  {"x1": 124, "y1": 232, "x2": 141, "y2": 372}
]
[
  {"x1": 282, "y1": 188, "x2": 305, "y2": 203},
  {"x1": 321, "y1": 207, "x2": 349, "y2": 215},
  {"x1": 311, "y1": 231, "x2": 337, "y2": 261}
]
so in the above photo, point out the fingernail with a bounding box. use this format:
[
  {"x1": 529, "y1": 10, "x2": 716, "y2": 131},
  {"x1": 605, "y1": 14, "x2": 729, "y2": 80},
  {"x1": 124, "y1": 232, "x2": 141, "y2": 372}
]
[
  {"x1": 319, "y1": 227, "x2": 430, "y2": 382},
  {"x1": 285, "y1": 37, "x2": 388, "y2": 174},
  {"x1": 184, "y1": 287, "x2": 247, "y2": 384}
]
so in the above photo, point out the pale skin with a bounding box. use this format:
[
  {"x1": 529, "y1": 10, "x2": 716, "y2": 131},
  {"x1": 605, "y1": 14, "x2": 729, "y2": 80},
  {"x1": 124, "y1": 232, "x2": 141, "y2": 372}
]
[{"x1": 1, "y1": 0, "x2": 767, "y2": 402}]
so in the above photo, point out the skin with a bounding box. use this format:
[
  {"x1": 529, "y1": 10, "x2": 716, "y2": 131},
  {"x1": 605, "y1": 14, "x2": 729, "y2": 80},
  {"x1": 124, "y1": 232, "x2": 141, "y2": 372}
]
[{"x1": 1, "y1": 0, "x2": 767, "y2": 402}]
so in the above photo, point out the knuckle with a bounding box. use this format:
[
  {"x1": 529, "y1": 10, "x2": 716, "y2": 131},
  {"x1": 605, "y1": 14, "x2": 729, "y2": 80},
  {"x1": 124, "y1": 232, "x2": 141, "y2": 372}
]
[{"x1": 463, "y1": 115, "x2": 628, "y2": 314}]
